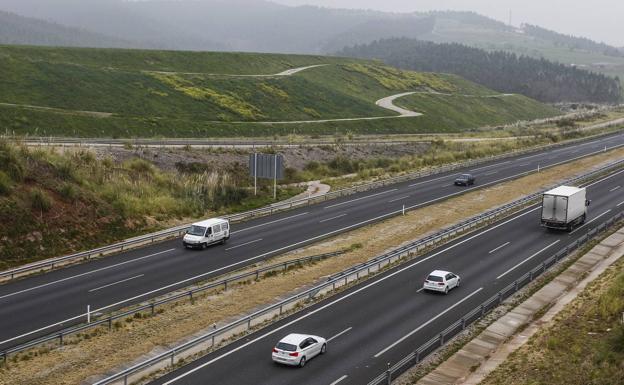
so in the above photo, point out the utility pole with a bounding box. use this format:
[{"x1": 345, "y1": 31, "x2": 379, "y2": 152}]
[
  {"x1": 273, "y1": 155, "x2": 278, "y2": 200},
  {"x1": 254, "y1": 153, "x2": 258, "y2": 196}
]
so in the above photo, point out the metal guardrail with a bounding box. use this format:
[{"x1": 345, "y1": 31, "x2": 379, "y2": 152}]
[
  {"x1": 2, "y1": 128, "x2": 621, "y2": 281},
  {"x1": 88, "y1": 157, "x2": 624, "y2": 385},
  {"x1": 367, "y1": 214, "x2": 624, "y2": 385},
  {"x1": 0, "y1": 250, "x2": 345, "y2": 360}
]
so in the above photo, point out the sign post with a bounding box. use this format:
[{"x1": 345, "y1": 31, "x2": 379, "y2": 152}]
[{"x1": 249, "y1": 153, "x2": 284, "y2": 200}]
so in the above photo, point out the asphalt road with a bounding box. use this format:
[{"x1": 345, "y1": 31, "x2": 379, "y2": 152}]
[
  {"x1": 1, "y1": 132, "x2": 623, "y2": 351},
  {"x1": 151, "y1": 162, "x2": 624, "y2": 385}
]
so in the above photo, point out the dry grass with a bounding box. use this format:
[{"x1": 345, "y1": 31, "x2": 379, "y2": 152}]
[{"x1": 1, "y1": 147, "x2": 624, "y2": 385}]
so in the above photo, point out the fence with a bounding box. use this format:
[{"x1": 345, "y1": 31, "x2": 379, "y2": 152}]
[
  {"x1": 0, "y1": 250, "x2": 345, "y2": 360},
  {"x1": 88, "y1": 157, "x2": 624, "y2": 385},
  {"x1": 2, "y1": 128, "x2": 621, "y2": 282},
  {"x1": 367, "y1": 210, "x2": 624, "y2": 385}
]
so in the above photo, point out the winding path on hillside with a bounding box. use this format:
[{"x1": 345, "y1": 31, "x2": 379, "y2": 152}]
[
  {"x1": 145, "y1": 64, "x2": 329, "y2": 78},
  {"x1": 0, "y1": 63, "x2": 520, "y2": 125}
]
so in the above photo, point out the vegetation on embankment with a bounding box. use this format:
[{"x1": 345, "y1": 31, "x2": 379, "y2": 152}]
[
  {"x1": 339, "y1": 38, "x2": 623, "y2": 103},
  {"x1": 480, "y1": 254, "x2": 624, "y2": 385},
  {"x1": 0, "y1": 45, "x2": 558, "y2": 137},
  {"x1": 0, "y1": 140, "x2": 300, "y2": 269}
]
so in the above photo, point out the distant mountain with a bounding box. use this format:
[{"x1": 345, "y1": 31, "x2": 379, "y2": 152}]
[
  {"x1": 0, "y1": 0, "x2": 225, "y2": 51},
  {"x1": 0, "y1": 10, "x2": 137, "y2": 48},
  {"x1": 0, "y1": 1, "x2": 622, "y2": 82},
  {"x1": 521, "y1": 24, "x2": 624, "y2": 58}
]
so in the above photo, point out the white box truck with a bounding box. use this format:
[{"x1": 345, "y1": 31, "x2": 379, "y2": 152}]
[
  {"x1": 540, "y1": 186, "x2": 590, "y2": 231},
  {"x1": 183, "y1": 218, "x2": 230, "y2": 249}
]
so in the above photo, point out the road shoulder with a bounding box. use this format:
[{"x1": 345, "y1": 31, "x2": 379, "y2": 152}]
[{"x1": 410, "y1": 225, "x2": 624, "y2": 385}]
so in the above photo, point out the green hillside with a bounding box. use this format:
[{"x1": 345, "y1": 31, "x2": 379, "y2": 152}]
[
  {"x1": 420, "y1": 13, "x2": 624, "y2": 83},
  {"x1": 0, "y1": 45, "x2": 559, "y2": 138}
]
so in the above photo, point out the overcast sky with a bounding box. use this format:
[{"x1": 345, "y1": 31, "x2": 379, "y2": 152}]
[{"x1": 272, "y1": 0, "x2": 624, "y2": 46}]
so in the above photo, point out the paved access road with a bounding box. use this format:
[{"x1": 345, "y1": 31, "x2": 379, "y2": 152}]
[
  {"x1": 151, "y1": 158, "x2": 624, "y2": 385},
  {"x1": 0, "y1": 132, "x2": 623, "y2": 351}
]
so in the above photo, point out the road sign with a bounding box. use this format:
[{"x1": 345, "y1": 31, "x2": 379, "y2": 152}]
[
  {"x1": 249, "y1": 153, "x2": 284, "y2": 199},
  {"x1": 249, "y1": 153, "x2": 284, "y2": 180}
]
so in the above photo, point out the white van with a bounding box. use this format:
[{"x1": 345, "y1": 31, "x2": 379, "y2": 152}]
[{"x1": 182, "y1": 218, "x2": 230, "y2": 249}]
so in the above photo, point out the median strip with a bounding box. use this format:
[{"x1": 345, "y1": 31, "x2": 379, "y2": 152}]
[{"x1": 3, "y1": 147, "x2": 624, "y2": 385}]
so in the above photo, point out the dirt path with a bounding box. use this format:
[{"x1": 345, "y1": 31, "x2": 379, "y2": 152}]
[
  {"x1": 0, "y1": 102, "x2": 113, "y2": 118},
  {"x1": 144, "y1": 64, "x2": 328, "y2": 78},
  {"x1": 375, "y1": 92, "x2": 423, "y2": 117}
]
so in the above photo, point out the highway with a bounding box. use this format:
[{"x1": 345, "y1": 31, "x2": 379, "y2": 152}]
[
  {"x1": 0, "y1": 131, "x2": 623, "y2": 351},
  {"x1": 150, "y1": 158, "x2": 624, "y2": 385}
]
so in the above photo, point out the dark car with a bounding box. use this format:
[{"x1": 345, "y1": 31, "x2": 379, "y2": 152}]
[{"x1": 454, "y1": 173, "x2": 475, "y2": 186}]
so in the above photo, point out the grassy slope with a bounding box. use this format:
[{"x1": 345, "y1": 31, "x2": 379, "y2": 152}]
[
  {"x1": 0, "y1": 141, "x2": 302, "y2": 268},
  {"x1": 480, "y1": 254, "x2": 624, "y2": 385},
  {"x1": 0, "y1": 45, "x2": 558, "y2": 137}
]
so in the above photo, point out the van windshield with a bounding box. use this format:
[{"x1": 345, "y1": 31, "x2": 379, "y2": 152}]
[{"x1": 187, "y1": 225, "x2": 207, "y2": 236}]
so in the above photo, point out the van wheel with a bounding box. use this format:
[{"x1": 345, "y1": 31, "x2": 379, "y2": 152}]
[
  {"x1": 220, "y1": 238, "x2": 226, "y2": 245},
  {"x1": 201, "y1": 243, "x2": 207, "y2": 250}
]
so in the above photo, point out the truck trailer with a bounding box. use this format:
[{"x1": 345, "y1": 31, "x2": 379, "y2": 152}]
[{"x1": 540, "y1": 186, "x2": 589, "y2": 231}]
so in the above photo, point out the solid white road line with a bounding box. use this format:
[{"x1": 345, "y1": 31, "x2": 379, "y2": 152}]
[
  {"x1": 231, "y1": 212, "x2": 309, "y2": 234},
  {"x1": 496, "y1": 240, "x2": 561, "y2": 279},
  {"x1": 470, "y1": 160, "x2": 510, "y2": 172},
  {"x1": 408, "y1": 174, "x2": 453, "y2": 187},
  {"x1": 0, "y1": 249, "x2": 175, "y2": 301},
  {"x1": 610, "y1": 186, "x2": 621, "y2": 192},
  {"x1": 570, "y1": 209, "x2": 612, "y2": 235},
  {"x1": 324, "y1": 189, "x2": 398, "y2": 209},
  {"x1": 617, "y1": 201, "x2": 624, "y2": 207},
  {"x1": 162, "y1": 207, "x2": 542, "y2": 384},
  {"x1": 388, "y1": 195, "x2": 410, "y2": 203},
  {"x1": 320, "y1": 214, "x2": 347, "y2": 223},
  {"x1": 373, "y1": 288, "x2": 483, "y2": 358},
  {"x1": 88, "y1": 274, "x2": 144, "y2": 293},
  {"x1": 518, "y1": 162, "x2": 531, "y2": 166},
  {"x1": 329, "y1": 375, "x2": 348, "y2": 385},
  {"x1": 484, "y1": 171, "x2": 498, "y2": 176},
  {"x1": 488, "y1": 242, "x2": 510, "y2": 254},
  {"x1": 584, "y1": 168, "x2": 624, "y2": 188},
  {"x1": 327, "y1": 327, "x2": 353, "y2": 342},
  {"x1": 416, "y1": 287, "x2": 424, "y2": 293},
  {"x1": 225, "y1": 239, "x2": 263, "y2": 251}
]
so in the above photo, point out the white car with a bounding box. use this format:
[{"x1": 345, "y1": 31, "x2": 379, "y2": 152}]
[
  {"x1": 423, "y1": 270, "x2": 460, "y2": 294},
  {"x1": 272, "y1": 333, "x2": 327, "y2": 367}
]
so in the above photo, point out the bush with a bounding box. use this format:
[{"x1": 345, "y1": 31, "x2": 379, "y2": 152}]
[
  {"x1": 30, "y1": 188, "x2": 53, "y2": 212},
  {"x1": 58, "y1": 183, "x2": 78, "y2": 200},
  {"x1": 126, "y1": 158, "x2": 155, "y2": 176},
  {"x1": 0, "y1": 142, "x2": 25, "y2": 181},
  {"x1": 0, "y1": 171, "x2": 12, "y2": 195}
]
